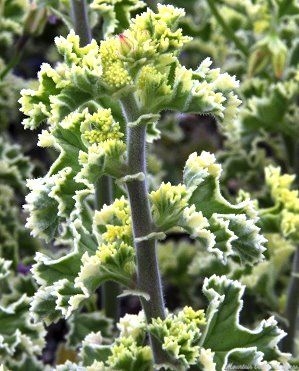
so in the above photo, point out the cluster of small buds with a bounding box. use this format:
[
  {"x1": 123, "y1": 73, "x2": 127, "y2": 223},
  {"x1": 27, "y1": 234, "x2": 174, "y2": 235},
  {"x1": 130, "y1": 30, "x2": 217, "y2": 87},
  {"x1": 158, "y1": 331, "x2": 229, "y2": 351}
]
[
  {"x1": 148, "y1": 306, "x2": 206, "y2": 366},
  {"x1": 121, "y1": 4, "x2": 191, "y2": 61},
  {"x1": 81, "y1": 108, "x2": 124, "y2": 144},
  {"x1": 117, "y1": 311, "x2": 146, "y2": 341},
  {"x1": 107, "y1": 336, "x2": 152, "y2": 370},
  {"x1": 55, "y1": 30, "x2": 100, "y2": 69},
  {"x1": 94, "y1": 196, "x2": 131, "y2": 228},
  {"x1": 150, "y1": 182, "x2": 190, "y2": 230},
  {"x1": 99, "y1": 37, "x2": 132, "y2": 89},
  {"x1": 98, "y1": 4, "x2": 190, "y2": 92},
  {"x1": 185, "y1": 151, "x2": 222, "y2": 179},
  {"x1": 92, "y1": 197, "x2": 135, "y2": 276}
]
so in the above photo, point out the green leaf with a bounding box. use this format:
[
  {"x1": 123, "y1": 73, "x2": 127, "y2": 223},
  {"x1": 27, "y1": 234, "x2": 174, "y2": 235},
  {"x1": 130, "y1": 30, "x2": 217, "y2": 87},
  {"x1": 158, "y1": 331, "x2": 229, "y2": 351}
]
[
  {"x1": 30, "y1": 220, "x2": 98, "y2": 324},
  {"x1": 0, "y1": 293, "x2": 46, "y2": 368},
  {"x1": 200, "y1": 275, "x2": 288, "y2": 371},
  {"x1": 0, "y1": 136, "x2": 33, "y2": 193},
  {"x1": 182, "y1": 151, "x2": 266, "y2": 264},
  {"x1": 67, "y1": 312, "x2": 113, "y2": 348},
  {"x1": 80, "y1": 332, "x2": 112, "y2": 366}
]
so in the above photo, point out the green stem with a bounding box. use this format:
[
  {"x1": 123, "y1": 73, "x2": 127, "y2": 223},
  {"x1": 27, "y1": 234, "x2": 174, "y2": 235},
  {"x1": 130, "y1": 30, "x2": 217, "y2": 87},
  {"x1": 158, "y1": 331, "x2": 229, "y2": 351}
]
[
  {"x1": 294, "y1": 139, "x2": 299, "y2": 178},
  {"x1": 96, "y1": 176, "x2": 120, "y2": 323},
  {"x1": 206, "y1": 0, "x2": 249, "y2": 57},
  {"x1": 102, "y1": 281, "x2": 121, "y2": 321},
  {"x1": 121, "y1": 94, "x2": 168, "y2": 365},
  {"x1": 282, "y1": 245, "x2": 299, "y2": 354},
  {"x1": 70, "y1": 0, "x2": 120, "y2": 322},
  {"x1": 70, "y1": 0, "x2": 92, "y2": 46},
  {"x1": 282, "y1": 134, "x2": 294, "y2": 170},
  {"x1": 146, "y1": 0, "x2": 157, "y2": 11},
  {"x1": 0, "y1": 35, "x2": 29, "y2": 80},
  {"x1": 95, "y1": 175, "x2": 113, "y2": 208}
]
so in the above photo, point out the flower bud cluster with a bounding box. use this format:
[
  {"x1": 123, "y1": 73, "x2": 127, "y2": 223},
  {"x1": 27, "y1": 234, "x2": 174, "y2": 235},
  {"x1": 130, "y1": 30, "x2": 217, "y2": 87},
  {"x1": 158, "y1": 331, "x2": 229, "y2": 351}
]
[{"x1": 148, "y1": 306, "x2": 206, "y2": 366}]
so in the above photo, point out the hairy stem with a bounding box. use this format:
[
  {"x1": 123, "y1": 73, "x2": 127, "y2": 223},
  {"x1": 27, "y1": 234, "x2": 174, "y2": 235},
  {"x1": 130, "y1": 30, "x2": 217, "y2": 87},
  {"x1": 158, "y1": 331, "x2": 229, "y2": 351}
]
[
  {"x1": 206, "y1": 0, "x2": 249, "y2": 57},
  {"x1": 71, "y1": 0, "x2": 120, "y2": 322},
  {"x1": 121, "y1": 94, "x2": 167, "y2": 364},
  {"x1": 282, "y1": 245, "x2": 299, "y2": 354},
  {"x1": 70, "y1": 0, "x2": 92, "y2": 46},
  {"x1": 96, "y1": 177, "x2": 120, "y2": 323}
]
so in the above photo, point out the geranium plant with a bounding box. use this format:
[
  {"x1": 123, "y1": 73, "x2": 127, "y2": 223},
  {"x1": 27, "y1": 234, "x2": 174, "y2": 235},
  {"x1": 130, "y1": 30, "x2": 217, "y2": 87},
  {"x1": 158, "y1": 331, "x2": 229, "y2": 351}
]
[{"x1": 1, "y1": 0, "x2": 298, "y2": 370}]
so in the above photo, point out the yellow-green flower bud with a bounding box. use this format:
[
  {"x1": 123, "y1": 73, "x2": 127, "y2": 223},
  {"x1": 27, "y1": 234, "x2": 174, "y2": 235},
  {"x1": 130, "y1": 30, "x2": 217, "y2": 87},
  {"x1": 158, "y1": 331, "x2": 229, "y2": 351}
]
[
  {"x1": 150, "y1": 182, "x2": 189, "y2": 230},
  {"x1": 81, "y1": 108, "x2": 123, "y2": 144}
]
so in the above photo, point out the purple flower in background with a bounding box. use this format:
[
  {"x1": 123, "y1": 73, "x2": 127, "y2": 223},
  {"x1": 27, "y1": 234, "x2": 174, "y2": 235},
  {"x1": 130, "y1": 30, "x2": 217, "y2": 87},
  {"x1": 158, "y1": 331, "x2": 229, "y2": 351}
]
[{"x1": 17, "y1": 263, "x2": 31, "y2": 275}]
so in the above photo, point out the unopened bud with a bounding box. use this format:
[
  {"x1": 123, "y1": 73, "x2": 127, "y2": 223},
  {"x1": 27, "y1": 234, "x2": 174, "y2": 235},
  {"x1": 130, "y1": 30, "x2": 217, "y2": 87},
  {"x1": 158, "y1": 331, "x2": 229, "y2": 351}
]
[
  {"x1": 248, "y1": 46, "x2": 270, "y2": 77},
  {"x1": 268, "y1": 36, "x2": 287, "y2": 79},
  {"x1": 118, "y1": 33, "x2": 133, "y2": 56}
]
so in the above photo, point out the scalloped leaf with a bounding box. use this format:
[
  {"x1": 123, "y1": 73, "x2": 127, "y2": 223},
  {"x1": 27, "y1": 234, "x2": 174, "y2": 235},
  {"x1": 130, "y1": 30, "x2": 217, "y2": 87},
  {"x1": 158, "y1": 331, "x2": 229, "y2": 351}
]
[
  {"x1": 0, "y1": 293, "x2": 46, "y2": 369},
  {"x1": 24, "y1": 109, "x2": 126, "y2": 241},
  {"x1": 182, "y1": 151, "x2": 266, "y2": 264},
  {"x1": 30, "y1": 210, "x2": 135, "y2": 324},
  {"x1": 0, "y1": 136, "x2": 33, "y2": 192},
  {"x1": 30, "y1": 220, "x2": 98, "y2": 324},
  {"x1": 200, "y1": 275, "x2": 288, "y2": 371}
]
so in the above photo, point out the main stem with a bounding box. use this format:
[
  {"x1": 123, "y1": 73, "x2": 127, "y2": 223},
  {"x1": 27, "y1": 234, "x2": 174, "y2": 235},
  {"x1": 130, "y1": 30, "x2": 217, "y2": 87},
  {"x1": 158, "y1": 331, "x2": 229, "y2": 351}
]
[
  {"x1": 70, "y1": 0, "x2": 119, "y2": 322},
  {"x1": 121, "y1": 94, "x2": 167, "y2": 364}
]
